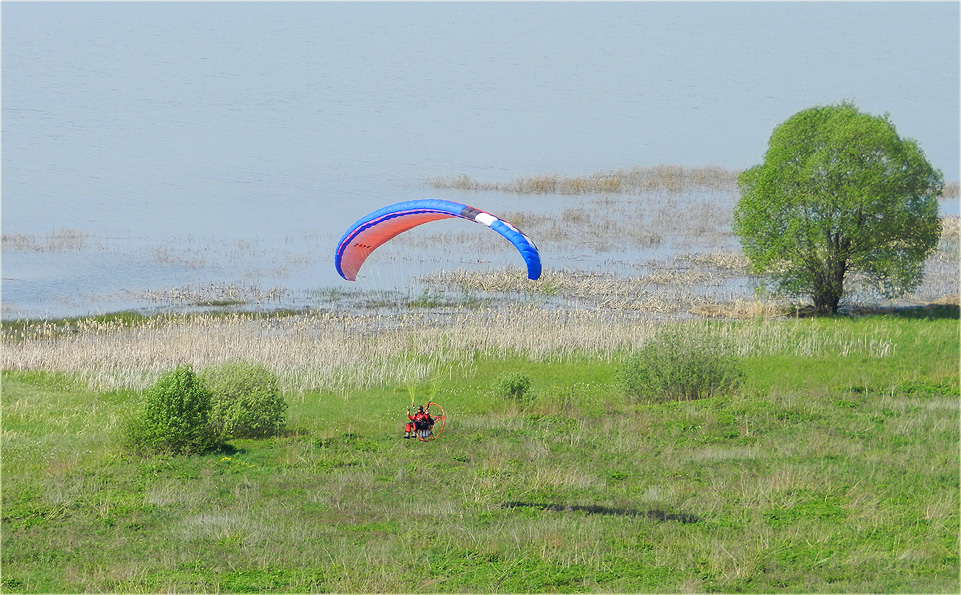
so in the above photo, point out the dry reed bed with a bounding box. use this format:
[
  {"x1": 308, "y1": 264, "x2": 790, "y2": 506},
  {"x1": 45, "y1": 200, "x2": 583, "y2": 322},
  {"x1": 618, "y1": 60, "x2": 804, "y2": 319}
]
[
  {"x1": 909, "y1": 216, "x2": 959, "y2": 302},
  {"x1": 688, "y1": 299, "x2": 786, "y2": 320},
  {"x1": 430, "y1": 165, "x2": 740, "y2": 195},
  {"x1": 3, "y1": 306, "x2": 900, "y2": 394},
  {"x1": 421, "y1": 266, "x2": 747, "y2": 314},
  {"x1": 1, "y1": 228, "x2": 90, "y2": 252},
  {"x1": 135, "y1": 282, "x2": 288, "y2": 304},
  {"x1": 940, "y1": 215, "x2": 959, "y2": 239},
  {"x1": 3, "y1": 309, "x2": 657, "y2": 393}
]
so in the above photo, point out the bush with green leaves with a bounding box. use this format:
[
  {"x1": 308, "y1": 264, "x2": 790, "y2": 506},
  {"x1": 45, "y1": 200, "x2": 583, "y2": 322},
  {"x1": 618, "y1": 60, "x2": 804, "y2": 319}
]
[
  {"x1": 201, "y1": 361, "x2": 287, "y2": 440},
  {"x1": 618, "y1": 325, "x2": 743, "y2": 403},
  {"x1": 493, "y1": 372, "x2": 533, "y2": 404},
  {"x1": 126, "y1": 364, "x2": 217, "y2": 455}
]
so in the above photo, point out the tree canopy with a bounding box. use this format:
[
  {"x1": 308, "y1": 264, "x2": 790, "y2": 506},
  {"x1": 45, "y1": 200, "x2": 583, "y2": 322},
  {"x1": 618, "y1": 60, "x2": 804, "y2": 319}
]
[{"x1": 734, "y1": 102, "x2": 943, "y2": 314}]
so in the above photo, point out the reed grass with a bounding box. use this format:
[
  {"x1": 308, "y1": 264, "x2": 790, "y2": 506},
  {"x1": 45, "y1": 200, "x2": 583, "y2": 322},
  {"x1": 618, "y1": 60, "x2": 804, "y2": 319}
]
[
  {"x1": 689, "y1": 298, "x2": 786, "y2": 320},
  {"x1": 430, "y1": 165, "x2": 741, "y2": 195},
  {"x1": 151, "y1": 247, "x2": 207, "y2": 269},
  {"x1": 1, "y1": 228, "x2": 90, "y2": 252},
  {"x1": 4, "y1": 304, "x2": 952, "y2": 397},
  {"x1": 942, "y1": 214, "x2": 960, "y2": 239},
  {"x1": 135, "y1": 282, "x2": 288, "y2": 305}
]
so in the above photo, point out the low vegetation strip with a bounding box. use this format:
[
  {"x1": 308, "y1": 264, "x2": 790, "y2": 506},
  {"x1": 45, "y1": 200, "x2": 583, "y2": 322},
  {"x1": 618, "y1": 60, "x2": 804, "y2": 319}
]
[
  {"x1": 2, "y1": 306, "x2": 949, "y2": 394},
  {"x1": 430, "y1": 164, "x2": 741, "y2": 195}
]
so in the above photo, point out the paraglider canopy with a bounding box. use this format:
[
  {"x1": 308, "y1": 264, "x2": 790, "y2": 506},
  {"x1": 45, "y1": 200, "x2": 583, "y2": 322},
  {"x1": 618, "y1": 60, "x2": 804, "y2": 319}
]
[{"x1": 334, "y1": 199, "x2": 541, "y2": 282}]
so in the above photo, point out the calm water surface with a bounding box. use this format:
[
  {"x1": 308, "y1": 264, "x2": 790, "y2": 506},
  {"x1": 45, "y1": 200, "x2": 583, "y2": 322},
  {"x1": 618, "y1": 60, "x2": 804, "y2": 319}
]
[{"x1": 3, "y1": 2, "x2": 958, "y2": 319}]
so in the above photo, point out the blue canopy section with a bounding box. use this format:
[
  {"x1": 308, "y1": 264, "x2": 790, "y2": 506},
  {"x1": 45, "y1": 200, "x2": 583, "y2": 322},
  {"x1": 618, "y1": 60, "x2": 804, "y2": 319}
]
[{"x1": 488, "y1": 219, "x2": 541, "y2": 280}]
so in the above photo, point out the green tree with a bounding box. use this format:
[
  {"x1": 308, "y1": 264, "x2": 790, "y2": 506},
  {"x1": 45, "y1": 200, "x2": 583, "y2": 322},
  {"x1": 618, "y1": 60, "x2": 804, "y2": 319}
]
[{"x1": 734, "y1": 102, "x2": 943, "y2": 314}]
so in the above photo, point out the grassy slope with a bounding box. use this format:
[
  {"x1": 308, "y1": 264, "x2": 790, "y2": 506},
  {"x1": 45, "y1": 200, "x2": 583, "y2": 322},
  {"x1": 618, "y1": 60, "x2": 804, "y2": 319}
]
[{"x1": 2, "y1": 315, "x2": 958, "y2": 593}]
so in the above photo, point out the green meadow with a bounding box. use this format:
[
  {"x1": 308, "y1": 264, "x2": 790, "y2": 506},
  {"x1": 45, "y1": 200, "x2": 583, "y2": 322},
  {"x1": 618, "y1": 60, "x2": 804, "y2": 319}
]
[{"x1": 2, "y1": 308, "x2": 958, "y2": 593}]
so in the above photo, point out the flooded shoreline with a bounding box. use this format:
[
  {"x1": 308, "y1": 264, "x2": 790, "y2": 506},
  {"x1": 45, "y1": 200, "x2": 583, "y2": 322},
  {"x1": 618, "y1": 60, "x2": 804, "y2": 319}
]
[{"x1": 3, "y1": 189, "x2": 957, "y2": 322}]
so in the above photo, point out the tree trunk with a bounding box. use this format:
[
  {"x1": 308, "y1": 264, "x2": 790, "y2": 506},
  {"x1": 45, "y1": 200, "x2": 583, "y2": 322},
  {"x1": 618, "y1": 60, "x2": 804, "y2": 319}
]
[{"x1": 812, "y1": 259, "x2": 847, "y2": 314}]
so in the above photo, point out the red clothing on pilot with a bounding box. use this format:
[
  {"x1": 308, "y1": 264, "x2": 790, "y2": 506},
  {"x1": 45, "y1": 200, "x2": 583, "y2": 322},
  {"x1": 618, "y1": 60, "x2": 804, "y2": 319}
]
[{"x1": 404, "y1": 405, "x2": 433, "y2": 439}]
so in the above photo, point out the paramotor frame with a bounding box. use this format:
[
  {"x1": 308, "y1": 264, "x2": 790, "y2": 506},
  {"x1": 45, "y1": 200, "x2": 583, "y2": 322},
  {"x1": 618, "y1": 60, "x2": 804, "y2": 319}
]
[{"x1": 417, "y1": 402, "x2": 446, "y2": 442}]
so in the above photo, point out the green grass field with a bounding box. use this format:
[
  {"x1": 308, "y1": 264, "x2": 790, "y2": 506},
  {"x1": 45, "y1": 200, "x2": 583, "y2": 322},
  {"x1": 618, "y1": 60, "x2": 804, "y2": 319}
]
[{"x1": 2, "y1": 311, "x2": 959, "y2": 593}]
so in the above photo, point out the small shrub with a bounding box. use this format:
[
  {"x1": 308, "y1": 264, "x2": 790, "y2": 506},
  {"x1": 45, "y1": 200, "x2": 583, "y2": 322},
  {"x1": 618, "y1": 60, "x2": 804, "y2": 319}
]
[
  {"x1": 618, "y1": 325, "x2": 743, "y2": 403},
  {"x1": 493, "y1": 372, "x2": 533, "y2": 404},
  {"x1": 202, "y1": 362, "x2": 287, "y2": 440},
  {"x1": 126, "y1": 364, "x2": 217, "y2": 455}
]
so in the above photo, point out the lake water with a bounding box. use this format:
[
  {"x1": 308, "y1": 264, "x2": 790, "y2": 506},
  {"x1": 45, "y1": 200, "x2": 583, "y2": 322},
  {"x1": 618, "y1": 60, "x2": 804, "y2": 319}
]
[{"x1": 3, "y1": 2, "x2": 959, "y2": 320}]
